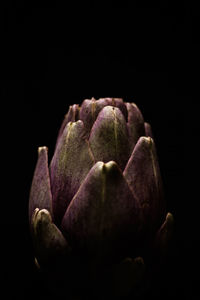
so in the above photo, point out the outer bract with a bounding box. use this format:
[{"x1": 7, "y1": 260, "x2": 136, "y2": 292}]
[{"x1": 29, "y1": 98, "x2": 173, "y2": 299}]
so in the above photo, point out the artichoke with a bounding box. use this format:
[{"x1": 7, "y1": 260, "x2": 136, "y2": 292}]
[{"x1": 29, "y1": 97, "x2": 173, "y2": 298}]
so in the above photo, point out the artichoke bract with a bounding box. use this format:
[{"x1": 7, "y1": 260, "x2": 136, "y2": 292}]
[{"x1": 29, "y1": 98, "x2": 173, "y2": 297}]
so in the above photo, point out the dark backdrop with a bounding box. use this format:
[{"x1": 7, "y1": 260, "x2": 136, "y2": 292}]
[{"x1": 1, "y1": 1, "x2": 197, "y2": 299}]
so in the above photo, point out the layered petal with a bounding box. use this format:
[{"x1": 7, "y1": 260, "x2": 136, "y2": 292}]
[
  {"x1": 79, "y1": 98, "x2": 128, "y2": 137},
  {"x1": 144, "y1": 122, "x2": 153, "y2": 138},
  {"x1": 61, "y1": 161, "x2": 139, "y2": 257},
  {"x1": 56, "y1": 104, "x2": 79, "y2": 147},
  {"x1": 50, "y1": 120, "x2": 95, "y2": 224},
  {"x1": 32, "y1": 208, "x2": 70, "y2": 268},
  {"x1": 89, "y1": 106, "x2": 130, "y2": 170},
  {"x1": 29, "y1": 147, "x2": 52, "y2": 225},
  {"x1": 126, "y1": 103, "x2": 145, "y2": 151},
  {"x1": 123, "y1": 137, "x2": 165, "y2": 232}
]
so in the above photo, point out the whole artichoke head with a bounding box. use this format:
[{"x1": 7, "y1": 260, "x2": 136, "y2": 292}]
[{"x1": 29, "y1": 98, "x2": 173, "y2": 297}]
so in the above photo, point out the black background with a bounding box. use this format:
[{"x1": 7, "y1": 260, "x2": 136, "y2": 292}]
[{"x1": 1, "y1": 1, "x2": 198, "y2": 299}]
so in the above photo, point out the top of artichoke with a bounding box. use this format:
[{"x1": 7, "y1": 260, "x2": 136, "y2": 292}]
[{"x1": 29, "y1": 97, "x2": 167, "y2": 263}]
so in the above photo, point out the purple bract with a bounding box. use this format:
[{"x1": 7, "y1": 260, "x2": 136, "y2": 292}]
[{"x1": 29, "y1": 98, "x2": 173, "y2": 293}]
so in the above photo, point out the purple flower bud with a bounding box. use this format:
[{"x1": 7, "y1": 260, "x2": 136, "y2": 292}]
[{"x1": 29, "y1": 97, "x2": 173, "y2": 297}]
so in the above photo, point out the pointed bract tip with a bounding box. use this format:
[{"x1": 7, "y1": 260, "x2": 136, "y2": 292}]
[
  {"x1": 38, "y1": 146, "x2": 48, "y2": 154},
  {"x1": 63, "y1": 120, "x2": 83, "y2": 134},
  {"x1": 76, "y1": 120, "x2": 83, "y2": 125},
  {"x1": 165, "y1": 212, "x2": 174, "y2": 229},
  {"x1": 166, "y1": 212, "x2": 174, "y2": 221},
  {"x1": 95, "y1": 161, "x2": 104, "y2": 171},
  {"x1": 69, "y1": 119, "x2": 82, "y2": 126},
  {"x1": 33, "y1": 209, "x2": 52, "y2": 228},
  {"x1": 104, "y1": 160, "x2": 118, "y2": 169},
  {"x1": 139, "y1": 136, "x2": 154, "y2": 148},
  {"x1": 101, "y1": 161, "x2": 118, "y2": 174},
  {"x1": 142, "y1": 136, "x2": 152, "y2": 143}
]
